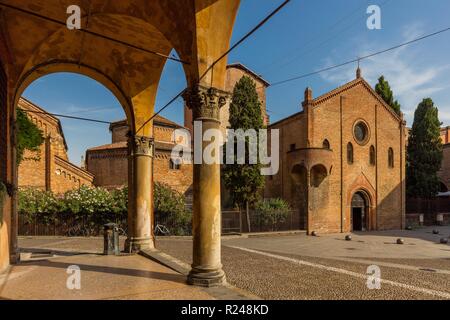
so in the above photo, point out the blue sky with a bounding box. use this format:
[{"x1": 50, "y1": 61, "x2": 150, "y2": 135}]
[{"x1": 23, "y1": 0, "x2": 450, "y2": 165}]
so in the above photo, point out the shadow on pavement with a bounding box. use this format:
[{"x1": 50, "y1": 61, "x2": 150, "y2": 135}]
[{"x1": 18, "y1": 259, "x2": 187, "y2": 284}]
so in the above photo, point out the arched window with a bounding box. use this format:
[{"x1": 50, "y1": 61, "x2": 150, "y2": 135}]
[
  {"x1": 311, "y1": 165, "x2": 328, "y2": 188},
  {"x1": 370, "y1": 145, "x2": 376, "y2": 166},
  {"x1": 347, "y1": 142, "x2": 354, "y2": 164},
  {"x1": 170, "y1": 159, "x2": 181, "y2": 170},
  {"x1": 388, "y1": 148, "x2": 394, "y2": 168},
  {"x1": 322, "y1": 139, "x2": 330, "y2": 149}
]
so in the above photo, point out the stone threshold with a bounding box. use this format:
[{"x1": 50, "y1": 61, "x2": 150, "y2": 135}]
[{"x1": 155, "y1": 230, "x2": 307, "y2": 241}]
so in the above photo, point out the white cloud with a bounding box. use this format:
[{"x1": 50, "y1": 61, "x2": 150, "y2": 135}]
[{"x1": 320, "y1": 23, "x2": 450, "y2": 126}]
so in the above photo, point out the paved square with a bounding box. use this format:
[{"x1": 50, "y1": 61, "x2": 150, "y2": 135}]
[{"x1": 157, "y1": 226, "x2": 450, "y2": 300}]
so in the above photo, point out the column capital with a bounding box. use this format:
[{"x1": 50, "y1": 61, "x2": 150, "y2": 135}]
[
  {"x1": 128, "y1": 133, "x2": 154, "y2": 157},
  {"x1": 183, "y1": 85, "x2": 230, "y2": 121}
]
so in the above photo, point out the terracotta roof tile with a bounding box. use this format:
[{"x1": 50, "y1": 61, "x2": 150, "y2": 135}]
[{"x1": 87, "y1": 142, "x2": 127, "y2": 152}]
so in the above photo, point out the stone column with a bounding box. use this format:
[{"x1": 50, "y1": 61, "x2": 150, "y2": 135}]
[
  {"x1": 183, "y1": 85, "x2": 228, "y2": 287},
  {"x1": 125, "y1": 135, "x2": 154, "y2": 253}
]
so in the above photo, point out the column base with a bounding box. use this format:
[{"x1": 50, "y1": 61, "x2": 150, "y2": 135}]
[
  {"x1": 188, "y1": 267, "x2": 226, "y2": 287},
  {"x1": 124, "y1": 237, "x2": 154, "y2": 253},
  {"x1": 10, "y1": 250, "x2": 20, "y2": 264}
]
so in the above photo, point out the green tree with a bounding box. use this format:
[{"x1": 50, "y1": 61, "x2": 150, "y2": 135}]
[
  {"x1": 255, "y1": 198, "x2": 291, "y2": 231},
  {"x1": 222, "y1": 76, "x2": 265, "y2": 231},
  {"x1": 407, "y1": 98, "x2": 443, "y2": 200},
  {"x1": 375, "y1": 76, "x2": 401, "y2": 115},
  {"x1": 16, "y1": 108, "x2": 44, "y2": 164}
]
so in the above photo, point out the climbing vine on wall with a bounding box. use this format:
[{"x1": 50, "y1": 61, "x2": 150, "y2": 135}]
[{"x1": 16, "y1": 108, "x2": 44, "y2": 165}]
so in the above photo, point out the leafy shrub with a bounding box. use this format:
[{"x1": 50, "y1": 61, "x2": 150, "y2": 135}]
[
  {"x1": 18, "y1": 188, "x2": 62, "y2": 224},
  {"x1": 62, "y1": 185, "x2": 127, "y2": 229},
  {"x1": 255, "y1": 198, "x2": 291, "y2": 231},
  {"x1": 18, "y1": 184, "x2": 191, "y2": 236},
  {"x1": 18, "y1": 186, "x2": 128, "y2": 235},
  {"x1": 154, "y1": 182, "x2": 191, "y2": 235}
]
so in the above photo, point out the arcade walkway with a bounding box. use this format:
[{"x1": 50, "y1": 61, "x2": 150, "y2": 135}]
[{"x1": 0, "y1": 237, "x2": 251, "y2": 300}]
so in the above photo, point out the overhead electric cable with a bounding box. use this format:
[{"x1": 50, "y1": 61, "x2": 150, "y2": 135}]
[
  {"x1": 267, "y1": 26, "x2": 450, "y2": 88},
  {"x1": 261, "y1": 0, "x2": 377, "y2": 74},
  {"x1": 18, "y1": 108, "x2": 112, "y2": 125},
  {"x1": 135, "y1": 0, "x2": 292, "y2": 134}
]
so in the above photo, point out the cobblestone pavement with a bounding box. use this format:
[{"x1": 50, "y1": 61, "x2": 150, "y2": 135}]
[
  {"x1": 157, "y1": 226, "x2": 450, "y2": 300},
  {"x1": 12, "y1": 227, "x2": 450, "y2": 300}
]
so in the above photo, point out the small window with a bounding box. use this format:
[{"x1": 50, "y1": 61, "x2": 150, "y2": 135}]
[
  {"x1": 347, "y1": 143, "x2": 354, "y2": 164},
  {"x1": 388, "y1": 148, "x2": 394, "y2": 168},
  {"x1": 370, "y1": 145, "x2": 376, "y2": 166},
  {"x1": 323, "y1": 139, "x2": 330, "y2": 149},
  {"x1": 170, "y1": 159, "x2": 181, "y2": 170},
  {"x1": 290, "y1": 144, "x2": 296, "y2": 152}
]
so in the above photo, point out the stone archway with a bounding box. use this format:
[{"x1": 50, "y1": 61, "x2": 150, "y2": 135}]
[
  {"x1": 12, "y1": 65, "x2": 136, "y2": 258},
  {"x1": 310, "y1": 164, "x2": 327, "y2": 188},
  {"x1": 0, "y1": 0, "x2": 241, "y2": 288},
  {"x1": 13, "y1": 61, "x2": 134, "y2": 126}
]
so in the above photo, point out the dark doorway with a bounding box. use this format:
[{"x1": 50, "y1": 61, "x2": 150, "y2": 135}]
[
  {"x1": 352, "y1": 208, "x2": 363, "y2": 231},
  {"x1": 351, "y1": 192, "x2": 368, "y2": 231}
]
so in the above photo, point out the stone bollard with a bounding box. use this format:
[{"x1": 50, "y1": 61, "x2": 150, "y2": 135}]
[
  {"x1": 419, "y1": 214, "x2": 424, "y2": 226},
  {"x1": 436, "y1": 214, "x2": 444, "y2": 226},
  {"x1": 104, "y1": 223, "x2": 120, "y2": 256}
]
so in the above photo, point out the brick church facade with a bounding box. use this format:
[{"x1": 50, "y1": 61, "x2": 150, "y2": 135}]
[
  {"x1": 17, "y1": 65, "x2": 407, "y2": 234},
  {"x1": 18, "y1": 98, "x2": 94, "y2": 194},
  {"x1": 265, "y1": 69, "x2": 407, "y2": 234}
]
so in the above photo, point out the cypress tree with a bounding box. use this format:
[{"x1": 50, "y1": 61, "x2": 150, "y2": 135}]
[
  {"x1": 222, "y1": 76, "x2": 265, "y2": 230},
  {"x1": 407, "y1": 98, "x2": 443, "y2": 199},
  {"x1": 375, "y1": 76, "x2": 401, "y2": 115}
]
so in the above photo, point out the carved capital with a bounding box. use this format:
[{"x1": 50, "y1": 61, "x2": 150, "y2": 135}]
[
  {"x1": 128, "y1": 134, "x2": 154, "y2": 157},
  {"x1": 183, "y1": 85, "x2": 230, "y2": 121}
]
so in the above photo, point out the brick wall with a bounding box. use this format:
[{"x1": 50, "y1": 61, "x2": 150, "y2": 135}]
[
  {"x1": 52, "y1": 156, "x2": 94, "y2": 194},
  {"x1": 86, "y1": 147, "x2": 128, "y2": 188},
  {"x1": 265, "y1": 78, "x2": 405, "y2": 233},
  {"x1": 17, "y1": 99, "x2": 93, "y2": 194},
  {"x1": 111, "y1": 122, "x2": 128, "y2": 143},
  {"x1": 87, "y1": 119, "x2": 193, "y2": 194},
  {"x1": 154, "y1": 152, "x2": 193, "y2": 195}
]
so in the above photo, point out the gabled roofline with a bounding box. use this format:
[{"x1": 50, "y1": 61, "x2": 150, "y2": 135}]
[
  {"x1": 110, "y1": 115, "x2": 186, "y2": 132},
  {"x1": 227, "y1": 63, "x2": 271, "y2": 87},
  {"x1": 18, "y1": 97, "x2": 69, "y2": 151},
  {"x1": 268, "y1": 111, "x2": 304, "y2": 128},
  {"x1": 269, "y1": 77, "x2": 404, "y2": 128},
  {"x1": 310, "y1": 77, "x2": 403, "y2": 123}
]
